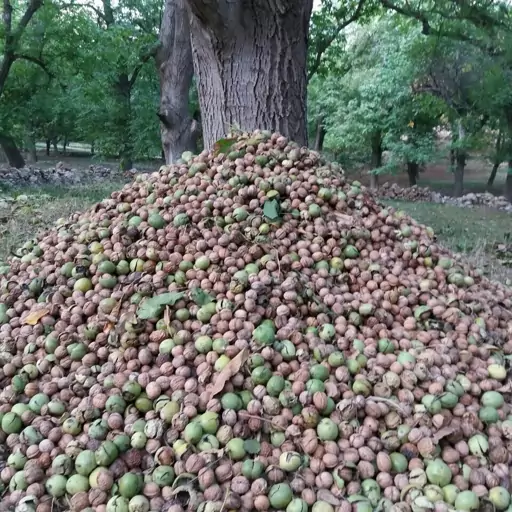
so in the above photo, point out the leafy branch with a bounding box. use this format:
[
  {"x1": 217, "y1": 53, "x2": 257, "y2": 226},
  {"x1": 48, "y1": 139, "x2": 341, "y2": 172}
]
[
  {"x1": 380, "y1": 0, "x2": 506, "y2": 56},
  {"x1": 13, "y1": 54, "x2": 54, "y2": 78},
  {"x1": 308, "y1": 0, "x2": 368, "y2": 80}
]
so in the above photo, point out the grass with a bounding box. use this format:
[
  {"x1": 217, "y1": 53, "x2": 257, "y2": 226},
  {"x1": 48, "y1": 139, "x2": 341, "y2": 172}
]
[
  {"x1": 0, "y1": 182, "x2": 123, "y2": 261},
  {"x1": 383, "y1": 200, "x2": 512, "y2": 283},
  {"x1": 1, "y1": 181, "x2": 511, "y2": 284}
]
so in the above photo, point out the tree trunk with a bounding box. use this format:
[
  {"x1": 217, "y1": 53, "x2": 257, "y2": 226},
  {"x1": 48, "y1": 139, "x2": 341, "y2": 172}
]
[
  {"x1": 25, "y1": 133, "x2": 37, "y2": 163},
  {"x1": 52, "y1": 139, "x2": 59, "y2": 155},
  {"x1": 369, "y1": 131, "x2": 382, "y2": 190},
  {"x1": 186, "y1": 0, "x2": 313, "y2": 149},
  {"x1": 407, "y1": 161, "x2": 419, "y2": 186},
  {"x1": 453, "y1": 121, "x2": 466, "y2": 197},
  {"x1": 0, "y1": 56, "x2": 14, "y2": 100},
  {"x1": 449, "y1": 149, "x2": 455, "y2": 172},
  {"x1": 0, "y1": 133, "x2": 25, "y2": 168},
  {"x1": 487, "y1": 162, "x2": 500, "y2": 188},
  {"x1": 63, "y1": 136, "x2": 68, "y2": 155},
  {"x1": 314, "y1": 117, "x2": 326, "y2": 151},
  {"x1": 115, "y1": 74, "x2": 134, "y2": 171},
  {"x1": 454, "y1": 151, "x2": 465, "y2": 197},
  {"x1": 505, "y1": 161, "x2": 512, "y2": 202},
  {"x1": 488, "y1": 130, "x2": 502, "y2": 188},
  {"x1": 46, "y1": 139, "x2": 51, "y2": 155},
  {"x1": 91, "y1": 141, "x2": 95, "y2": 156},
  {"x1": 157, "y1": 0, "x2": 200, "y2": 164}
]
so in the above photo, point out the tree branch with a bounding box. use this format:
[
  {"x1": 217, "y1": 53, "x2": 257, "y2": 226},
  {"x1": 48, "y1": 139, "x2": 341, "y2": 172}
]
[
  {"x1": 87, "y1": 4, "x2": 107, "y2": 22},
  {"x1": 380, "y1": 0, "x2": 503, "y2": 56},
  {"x1": 59, "y1": 2, "x2": 107, "y2": 21},
  {"x1": 129, "y1": 43, "x2": 159, "y2": 87},
  {"x1": 3, "y1": 0, "x2": 12, "y2": 39},
  {"x1": 185, "y1": 0, "x2": 224, "y2": 35},
  {"x1": 308, "y1": 0, "x2": 367, "y2": 81},
  {"x1": 380, "y1": 0, "x2": 431, "y2": 34},
  {"x1": 13, "y1": 54, "x2": 54, "y2": 78},
  {"x1": 12, "y1": 0, "x2": 43, "y2": 47}
]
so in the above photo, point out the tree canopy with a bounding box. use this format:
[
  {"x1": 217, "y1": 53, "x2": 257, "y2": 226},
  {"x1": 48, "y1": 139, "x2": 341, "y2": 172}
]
[{"x1": 1, "y1": 0, "x2": 512, "y2": 196}]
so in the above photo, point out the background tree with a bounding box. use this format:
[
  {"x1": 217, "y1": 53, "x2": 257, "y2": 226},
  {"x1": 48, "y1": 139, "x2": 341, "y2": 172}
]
[
  {"x1": 0, "y1": 0, "x2": 46, "y2": 166},
  {"x1": 311, "y1": 17, "x2": 442, "y2": 188}
]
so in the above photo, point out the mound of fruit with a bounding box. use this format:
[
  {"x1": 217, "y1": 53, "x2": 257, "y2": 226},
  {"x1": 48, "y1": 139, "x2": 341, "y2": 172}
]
[{"x1": 0, "y1": 131, "x2": 512, "y2": 512}]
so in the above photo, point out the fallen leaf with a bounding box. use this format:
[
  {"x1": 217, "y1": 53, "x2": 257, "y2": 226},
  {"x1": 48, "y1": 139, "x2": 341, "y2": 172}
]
[
  {"x1": 110, "y1": 296, "x2": 124, "y2": 318},
  {"x1": 316, "y1": 489, "x2": 340, "y2": 506},
  {"x1": 333, "y1": 212, "x2": 354, "y2": 226},
  {"x1": 213, "y1": 137, "x2": 238, "y2": 156},
  {"x1": 137, "y1": 291, "x2": 186, "y2": 319},
  {"x1": 23, "y1": 308, "x2": 49, "y2": 325},
  {"x1": 190, "y1": 287, "x2": 215, "y2": 306},
  {"x1": 433, "y1": 425, "x2": 458, "y2": 443},
  {"x1": 263, "y1": 198, "x2": 282, "y2": 222},
  {"x1": 207, "y1": 347, "x2": 249, "y2": 399}
]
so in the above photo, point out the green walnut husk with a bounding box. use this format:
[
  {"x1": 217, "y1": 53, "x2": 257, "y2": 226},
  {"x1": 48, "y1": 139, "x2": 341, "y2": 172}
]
[{"x1": 269, "y1": 483, "x2": 293, "y2": 509}]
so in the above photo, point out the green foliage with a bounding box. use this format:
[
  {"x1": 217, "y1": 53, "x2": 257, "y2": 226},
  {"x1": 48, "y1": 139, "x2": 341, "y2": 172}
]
[
  {"x1": 2, "y1": 0, "x2": 512, "y2": 178},
  {"x1": 309, "y1": 16, "x2": 443, "y2": 173},
  {"x1": 308, "y1": 0, "x2": 512, "y2": 189},
  {"x1": 0, "y1": 0, "x2": 161, "y2": 163}
]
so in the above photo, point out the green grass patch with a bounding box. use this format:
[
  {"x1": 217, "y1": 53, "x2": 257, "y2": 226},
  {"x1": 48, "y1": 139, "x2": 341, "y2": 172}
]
[
  {"x1": 383, "y1": 200, "x2": 512, "y2": 282},
  {"x1": 0, "y1": 182, "x2": 122, "y2": 202},
  {"x1": 0, "y1": 182, "x2": 124, "y2": 262}
]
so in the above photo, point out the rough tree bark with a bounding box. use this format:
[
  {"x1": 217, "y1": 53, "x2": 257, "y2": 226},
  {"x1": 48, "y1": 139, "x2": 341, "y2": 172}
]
[
  {"x1": 487, "y1": 130, "x2": 503, "y2": 188},
  {"x1": 115, "y1": 73, "x2": 134, "y2": 171},
  {"x1": 186, "y1": 0, "x2": 313, "y2": 149},
  {"x1": 369, "y1": 131, "x2": 382, "y2": 190},
  {"x1": 0, "y1": 0, "x2": 44, "y2": 168},
  {"x1": 25, "y1": 131, "x2": 37, "y2": 163},
  {"x1": 157, "y1": 0, "x2": 199, "y2": 164},
  {"x1": 0, "y1": 134, "x2": 25, "y2": 168},
  {"x1": 407, "y1": 161, "x2": 419, "y2": 186}
]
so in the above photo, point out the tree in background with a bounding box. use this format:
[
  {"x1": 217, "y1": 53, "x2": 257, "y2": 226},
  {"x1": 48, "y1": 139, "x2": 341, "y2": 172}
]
[
  {"x1": 0, "y1": 0, "x2": 162, "y2": 169},
  {"x1": 310, "y1": 17, "x2": 441, "y2": 188},
  {"x1": 3, "y1": 0, "x2": 512, "y2": 200},
  {"x1": 413, "y1": 39, "x2": 494, "y2": 196},
  {"x1": 0, "y1": 0, "x2": 46, "y2": 166},
  {"x1": 77, "y1": 0, "x2": 161, "y2": 170}
]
